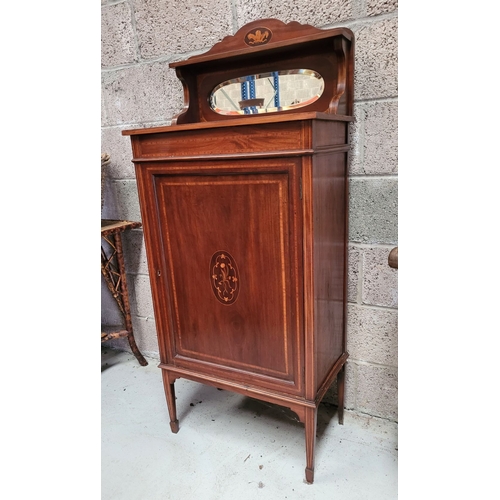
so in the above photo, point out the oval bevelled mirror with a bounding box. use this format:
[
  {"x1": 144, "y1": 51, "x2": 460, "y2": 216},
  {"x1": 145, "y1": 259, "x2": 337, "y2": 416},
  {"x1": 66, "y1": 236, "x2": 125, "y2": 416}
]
[{"x1": 210, "y1": 69, "x2": 324, "y2": 115}]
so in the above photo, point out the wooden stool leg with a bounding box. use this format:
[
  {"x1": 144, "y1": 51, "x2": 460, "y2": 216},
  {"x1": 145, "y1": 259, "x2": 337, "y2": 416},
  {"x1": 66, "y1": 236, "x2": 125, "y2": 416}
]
[
  {"x1": 114, "y1": 233, "x2": 148, "y2": 367},
  {"x1": 162, "y1": 371, "x2": 179, "y2": 433},
  {"x1": 337, "y1": 364, "x2": 345, "y2": 425},
  {"x1": 304, "y1": 406, "x2": 318, "y2": 484}
]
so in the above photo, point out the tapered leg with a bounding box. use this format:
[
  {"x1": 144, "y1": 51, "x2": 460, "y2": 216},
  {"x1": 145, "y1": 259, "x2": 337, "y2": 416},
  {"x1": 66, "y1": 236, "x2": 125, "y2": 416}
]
[
  {"x1": 162, "y1": 371, "x2": 179, "y2": 433},
  {"x1": 304, "y1": 406, "x2": 318, "y2": 484},
  {"x1": 337, "y1": 364, "x2": 345, "y2": 425}
]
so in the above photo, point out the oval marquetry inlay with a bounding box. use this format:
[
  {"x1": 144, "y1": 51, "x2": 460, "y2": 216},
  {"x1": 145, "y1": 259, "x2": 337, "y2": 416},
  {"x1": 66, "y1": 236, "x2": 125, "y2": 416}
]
[
  {"x1": 244, "y1": 27, "x2": 272, "y2": 46},
  {"x1": 210, "y1": 251, "x2": 239, "y2": 305}
]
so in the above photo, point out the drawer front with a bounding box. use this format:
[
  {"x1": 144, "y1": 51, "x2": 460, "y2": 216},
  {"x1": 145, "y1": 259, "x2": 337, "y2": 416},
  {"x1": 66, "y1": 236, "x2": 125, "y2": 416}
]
[
  {"x1": 135, "y1": 121, "x2": 306, "y2": 159},
  {"x1": 142, "y1": 158, "x2": 304, "y2": 395}
]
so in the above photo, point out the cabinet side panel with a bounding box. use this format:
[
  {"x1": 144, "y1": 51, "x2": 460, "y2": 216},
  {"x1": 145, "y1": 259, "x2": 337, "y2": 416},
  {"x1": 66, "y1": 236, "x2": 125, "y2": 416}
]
[
  {"x1": 132, "y1": 160, "x2": 176, "y2": 364},
  {"x1": 312, "y1": 121, "x2": 347, "y2": 149},
  {"x1": 313, "y1": 151, "x2": 347, "y2": 391}
]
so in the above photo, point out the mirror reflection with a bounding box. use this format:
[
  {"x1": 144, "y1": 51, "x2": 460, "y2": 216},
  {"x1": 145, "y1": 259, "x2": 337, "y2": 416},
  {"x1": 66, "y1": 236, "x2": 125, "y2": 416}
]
[{"x1": 210, "y1": 69, "x2": 324, "y2": 115}]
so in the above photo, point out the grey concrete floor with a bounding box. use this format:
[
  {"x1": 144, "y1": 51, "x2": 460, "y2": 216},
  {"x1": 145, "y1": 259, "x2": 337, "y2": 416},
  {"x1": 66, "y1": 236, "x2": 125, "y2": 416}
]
[{"x1": 102, "y1": 348, "x2": 398, "y2": 500}]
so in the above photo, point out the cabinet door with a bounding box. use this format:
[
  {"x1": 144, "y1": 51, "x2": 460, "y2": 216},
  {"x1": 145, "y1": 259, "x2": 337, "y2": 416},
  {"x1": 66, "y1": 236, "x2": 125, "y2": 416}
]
[{"x1": 151, "y1": 159, "x2": 304, "y2": 395}]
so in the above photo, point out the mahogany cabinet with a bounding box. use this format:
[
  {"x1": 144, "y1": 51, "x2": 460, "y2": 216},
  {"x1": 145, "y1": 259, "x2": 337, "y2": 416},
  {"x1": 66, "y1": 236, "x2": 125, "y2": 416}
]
[{"x1": 123, "y1": 19, "x2": 354, "y2": 483}]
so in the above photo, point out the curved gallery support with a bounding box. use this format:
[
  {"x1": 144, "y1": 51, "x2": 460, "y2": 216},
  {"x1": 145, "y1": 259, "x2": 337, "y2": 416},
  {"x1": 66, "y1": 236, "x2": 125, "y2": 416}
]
[{"x1": 169, "y1": 18, "x2": 354, "y2": 125}]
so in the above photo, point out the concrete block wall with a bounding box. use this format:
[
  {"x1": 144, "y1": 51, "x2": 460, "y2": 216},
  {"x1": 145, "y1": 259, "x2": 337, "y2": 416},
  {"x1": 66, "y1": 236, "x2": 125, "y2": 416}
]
[{"x1": 101, "y1": 0, "x2": 398, "y2": 423}]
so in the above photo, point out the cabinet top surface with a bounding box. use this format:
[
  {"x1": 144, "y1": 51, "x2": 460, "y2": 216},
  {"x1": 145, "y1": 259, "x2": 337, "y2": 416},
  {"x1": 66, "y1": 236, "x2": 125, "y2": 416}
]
[{"x1": 122, "y1": 111, "x2": 353, "y2": 137}]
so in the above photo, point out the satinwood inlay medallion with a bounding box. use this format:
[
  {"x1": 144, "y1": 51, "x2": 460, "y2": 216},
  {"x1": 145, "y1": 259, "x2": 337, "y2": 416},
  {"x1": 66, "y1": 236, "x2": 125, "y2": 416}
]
[
  {"x1": 244, "y1": 27, "x2": 272, "y2": 46},
  {"x1": 210, "y1": 251, "x2": 240, "y2": 305}
]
